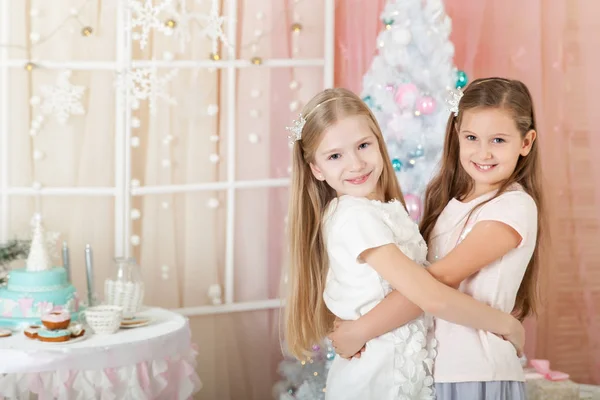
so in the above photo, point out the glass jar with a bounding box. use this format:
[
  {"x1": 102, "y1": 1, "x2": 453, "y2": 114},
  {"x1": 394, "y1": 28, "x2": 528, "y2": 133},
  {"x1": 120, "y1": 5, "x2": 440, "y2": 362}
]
[{"x1": 104, "y1": 257, "x2": 144, "y2": 319}]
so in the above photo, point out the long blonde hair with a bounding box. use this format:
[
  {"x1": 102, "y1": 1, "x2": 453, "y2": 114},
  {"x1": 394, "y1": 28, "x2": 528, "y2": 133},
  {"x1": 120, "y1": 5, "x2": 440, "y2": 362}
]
[
  {"x1": 420, "y1": 78, "x2": 545, "y2": 321},
  {"x1": 284, "y1": 88, "x2": 405, "y2": 359}
]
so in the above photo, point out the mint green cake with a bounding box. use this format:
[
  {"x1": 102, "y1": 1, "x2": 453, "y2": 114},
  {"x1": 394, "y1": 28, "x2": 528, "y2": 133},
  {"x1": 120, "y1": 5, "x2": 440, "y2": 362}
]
[{"x1": 0, "y1": 214, "x2": 82, "y2": 328}]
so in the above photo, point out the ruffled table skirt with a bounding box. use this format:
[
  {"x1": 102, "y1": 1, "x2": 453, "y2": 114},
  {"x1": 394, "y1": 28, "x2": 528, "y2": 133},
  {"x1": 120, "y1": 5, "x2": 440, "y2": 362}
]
[{"x1": 0, "y1": 307, "x2": 202, "y2": 399}]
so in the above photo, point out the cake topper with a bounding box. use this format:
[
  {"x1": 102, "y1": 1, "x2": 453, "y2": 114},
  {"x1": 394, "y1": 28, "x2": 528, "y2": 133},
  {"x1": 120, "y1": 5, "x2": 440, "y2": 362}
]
[{"x1": 26, "y1": 213, "x2": 51, "y2": 272}]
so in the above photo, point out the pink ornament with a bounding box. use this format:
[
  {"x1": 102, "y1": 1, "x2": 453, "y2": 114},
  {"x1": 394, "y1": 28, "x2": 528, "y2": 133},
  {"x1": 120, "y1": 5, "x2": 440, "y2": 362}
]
[
  {"x1": 416, "y1": 96, "x2": 436, "y2": 115},
  {"x1": 385, "y1": 84, "x2": 395, "y2": 92},
  {"x1": 404, "y1": 194, "x2": 422, "y2": 222},
  {"x1": 394, "y1": 83, "x2": 418, "y2": 108}
]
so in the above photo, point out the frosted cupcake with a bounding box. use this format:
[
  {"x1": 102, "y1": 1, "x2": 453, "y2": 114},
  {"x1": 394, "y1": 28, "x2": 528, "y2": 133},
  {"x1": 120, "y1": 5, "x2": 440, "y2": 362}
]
[{"x1": 41, "y1": 310, "x2": 71, "y2": 330}]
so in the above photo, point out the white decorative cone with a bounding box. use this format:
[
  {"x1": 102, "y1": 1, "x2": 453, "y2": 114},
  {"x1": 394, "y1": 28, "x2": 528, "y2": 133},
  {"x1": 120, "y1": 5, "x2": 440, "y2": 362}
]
[{"x1": 26, "y1": 213, "x2": 51, "y2": 271}]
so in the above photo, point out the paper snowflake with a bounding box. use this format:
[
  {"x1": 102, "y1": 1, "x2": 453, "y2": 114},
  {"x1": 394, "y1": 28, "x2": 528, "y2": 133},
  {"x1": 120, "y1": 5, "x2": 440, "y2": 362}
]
[
  {"x1": 166, "y1": 0, "x2": 230, "y2": 53},
  {"x1": 129, "y1": 0, "x2": 174, "y2": 50},
  {"x1": 119, "y1": 67, "x2": 179, "y2": 114},
  {"x1": 39, "y1": 70, "x2": 86, "y2": 124},
  {"x1": 197, "y1": 0, "x2": 228, "y2": 53}
]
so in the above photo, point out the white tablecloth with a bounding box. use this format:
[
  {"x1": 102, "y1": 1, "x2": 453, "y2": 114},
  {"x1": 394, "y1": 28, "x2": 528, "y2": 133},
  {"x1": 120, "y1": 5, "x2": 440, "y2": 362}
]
[{"x1": 0, "y1": 307, "x2": 202, "y2": 399}]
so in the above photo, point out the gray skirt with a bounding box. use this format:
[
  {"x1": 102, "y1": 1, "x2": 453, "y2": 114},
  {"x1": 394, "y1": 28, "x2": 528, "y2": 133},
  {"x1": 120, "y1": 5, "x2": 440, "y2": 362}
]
[{"x1": 435, "y1": 381, "x2": 527, "y2": 400}]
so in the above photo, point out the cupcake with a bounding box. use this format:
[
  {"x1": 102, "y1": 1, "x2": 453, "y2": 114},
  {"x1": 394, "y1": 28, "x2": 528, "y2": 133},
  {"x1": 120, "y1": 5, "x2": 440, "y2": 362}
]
[
  {"x1": 41, "y1": 310, "x2": 71, "y2": 330},
  {"x1": 24, "y1": 325, "x2": 41, "y2": 339},
  {"x1": 0, "y1": 329, "x2": 11, "y2": 338},
  {"x1": 37, "y1": 328, "x2": 71, "y2": 342}
]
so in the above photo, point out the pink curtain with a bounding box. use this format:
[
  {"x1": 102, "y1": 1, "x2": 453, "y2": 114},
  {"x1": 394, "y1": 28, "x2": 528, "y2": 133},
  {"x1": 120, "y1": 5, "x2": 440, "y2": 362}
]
[{"x1": 335, "y1": 0, "x2": 600, "y2": 384}]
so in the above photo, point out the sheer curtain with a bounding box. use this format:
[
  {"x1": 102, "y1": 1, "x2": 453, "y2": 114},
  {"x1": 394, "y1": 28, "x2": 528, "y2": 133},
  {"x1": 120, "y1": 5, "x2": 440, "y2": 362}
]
[
  {"x1": 335, "y1": 0, "x2": 600, "y2": 384},
  {"x1": 2, "y1": 0, "x2": 326, "y2": 398}
]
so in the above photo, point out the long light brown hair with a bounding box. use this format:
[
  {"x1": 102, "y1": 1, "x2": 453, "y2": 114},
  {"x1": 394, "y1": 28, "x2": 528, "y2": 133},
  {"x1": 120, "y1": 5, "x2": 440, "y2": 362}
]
[
  {"x1": 420, "y1": 78, "x2": 545, "y2": 321},
  {"x1": 284, "y1": 88, "x2": 405, "y2": 359}
]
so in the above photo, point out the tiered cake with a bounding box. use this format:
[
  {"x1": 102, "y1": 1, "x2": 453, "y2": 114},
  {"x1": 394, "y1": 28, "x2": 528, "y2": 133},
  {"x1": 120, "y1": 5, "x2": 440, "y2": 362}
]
[{"x1": 0, "y1": 214, "x2": 81, "y2": 328}]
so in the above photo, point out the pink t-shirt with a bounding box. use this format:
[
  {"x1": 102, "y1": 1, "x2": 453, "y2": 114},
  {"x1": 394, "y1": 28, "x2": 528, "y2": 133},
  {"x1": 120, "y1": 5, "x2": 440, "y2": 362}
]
[{"x1": 429, "y1": 185, "x2": 538, "y2": 383}]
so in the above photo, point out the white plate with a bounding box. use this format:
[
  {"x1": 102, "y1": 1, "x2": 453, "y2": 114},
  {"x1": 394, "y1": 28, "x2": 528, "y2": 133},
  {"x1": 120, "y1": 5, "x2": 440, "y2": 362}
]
[
  {"x1": 120, "y1": 318, "x2": 151, "y2": 329},
  {"x1": 34, "y1": 332, "x2": 89, "y2": 345}
]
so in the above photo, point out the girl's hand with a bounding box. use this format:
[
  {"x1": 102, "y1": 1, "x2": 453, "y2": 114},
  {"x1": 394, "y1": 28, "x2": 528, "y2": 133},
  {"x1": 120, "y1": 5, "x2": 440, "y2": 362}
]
[
  {"x1": 500, "y1": 317, "x2": 525, "y2": 358},
  {"x1": 328, "y1": 318, "x2": 368, "y2": 359}
]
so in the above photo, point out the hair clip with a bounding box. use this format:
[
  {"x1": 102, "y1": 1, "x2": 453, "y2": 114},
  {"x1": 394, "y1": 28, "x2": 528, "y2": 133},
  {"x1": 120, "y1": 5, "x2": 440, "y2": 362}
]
[
  {"x1": 446, "y1": 88, "x2": 463, "y2": 117},
  {"x1": 285, "y1": 114, "x2": 306, "y2": 144}
]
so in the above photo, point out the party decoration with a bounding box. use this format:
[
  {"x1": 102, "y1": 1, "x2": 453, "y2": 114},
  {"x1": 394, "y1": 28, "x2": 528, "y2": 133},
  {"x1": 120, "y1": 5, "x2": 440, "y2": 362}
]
[
  {"x1": 404, "y1": 193, "x2": 423, "y2": 222},
  {"x1": 456, "y1": 70, "x2": 468, "y2": 88}
]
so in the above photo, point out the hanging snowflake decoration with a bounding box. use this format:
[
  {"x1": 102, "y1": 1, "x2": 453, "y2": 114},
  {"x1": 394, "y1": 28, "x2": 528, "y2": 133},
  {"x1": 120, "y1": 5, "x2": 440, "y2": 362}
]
[
  {"x1": 165, "y1": 0, "x2": 231, "y2": 54},
  {"x1": 197, "y1": 0, "x2": 229, "y2": 54},
  {"x1": 118, "y1": 67, "x2": 179, "y2": 114},
  {"x1": 129, "y1": 0, "x2": 174, "y2": 50},
  {"x1": 33, "y1": 70, "x2": 86, "y2": 126}
]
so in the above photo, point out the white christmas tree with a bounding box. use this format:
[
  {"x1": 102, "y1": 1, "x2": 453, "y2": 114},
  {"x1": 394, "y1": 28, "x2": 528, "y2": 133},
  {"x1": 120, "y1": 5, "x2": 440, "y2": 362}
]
[
  {"x1": 361, "y1": 0, "x2": 467, "y2": 221},
  {"x1": 273, "y1": 341, "x2": 334, "y2": 400},
  {"x1": 26, "y1": 214, "x2": 51, "y2": 272}
]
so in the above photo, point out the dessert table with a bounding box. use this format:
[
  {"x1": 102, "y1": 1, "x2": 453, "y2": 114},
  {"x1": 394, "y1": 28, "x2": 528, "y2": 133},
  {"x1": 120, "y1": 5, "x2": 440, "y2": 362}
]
[{"x1": 0, "y1": 307, "x2": 202, "y2": 399}]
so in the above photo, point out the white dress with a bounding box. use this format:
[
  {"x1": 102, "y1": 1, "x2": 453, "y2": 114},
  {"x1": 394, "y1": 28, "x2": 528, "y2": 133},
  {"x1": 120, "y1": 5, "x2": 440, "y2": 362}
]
[{"x1": 322, "y1": 196, "x2": 436, "y2": 400}]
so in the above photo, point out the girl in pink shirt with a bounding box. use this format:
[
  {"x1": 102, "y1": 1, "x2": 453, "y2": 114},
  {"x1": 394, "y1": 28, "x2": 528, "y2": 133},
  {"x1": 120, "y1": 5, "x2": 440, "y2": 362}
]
[{"x1": 329, "y1": 78, "x2": 544, "y2": 400}]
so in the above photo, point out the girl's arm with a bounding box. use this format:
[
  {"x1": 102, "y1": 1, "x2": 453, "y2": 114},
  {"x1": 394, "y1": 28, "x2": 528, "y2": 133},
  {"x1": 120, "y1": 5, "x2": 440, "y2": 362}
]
[
  {"x1": 340, "y1": 220, "x2": 521, "y2": 345},
  {"x1": 361, "y1": 235, "x2": 521, "y2": 338}
]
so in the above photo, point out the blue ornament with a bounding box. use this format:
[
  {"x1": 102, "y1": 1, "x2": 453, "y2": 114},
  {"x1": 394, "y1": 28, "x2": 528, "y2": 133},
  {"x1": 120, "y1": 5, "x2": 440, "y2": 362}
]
[
  {"x1": 409, "y1": 146, "x2": 425, "y2": 158},
  {"x1": 362, "y1": 95, "x2": 374, "y2": 108},
  {"x1": 456, "y1": 70, "x2": 468, "y2": 89},
  {"x1": 326, "y1": 351, "x2": 335, "y2": 361},
  {"x1": 392, "y1": 158, "x2": 403, "y2": 172},
  {"x1": 382, "y1": 18, "x2": 394, "y2": 26}
]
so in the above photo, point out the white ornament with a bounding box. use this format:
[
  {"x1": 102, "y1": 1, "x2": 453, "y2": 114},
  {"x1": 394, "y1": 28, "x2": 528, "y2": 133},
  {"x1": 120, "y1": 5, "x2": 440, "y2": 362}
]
[
  {"x1": 130, "y1": 235, "x2": 141, "y2": 246},
  {"x1": 39, "y1": 70, "x2": 86, "y2": 124},
  {"x1": 161, "y1": 272, "x2": 169, "y2": 280},
  {"x1": 29, "y1": 96, "x2": 40, "y2": 106},
  {"x1": 255, "y1": 11, "x2": 264, "y2": 20},
  {"x1": 26, "y1": 214, "x2": 52, "y2": 272},
  {"x1": 131, "y1": 117, "x2": 141, "y2": 128},
  {"x1": 131, "y1": 136, "x2": 141, "y2": 148},
  {"x1": 32, "y1": 181, "x2": 42, "y2": 190},
  {"x1": 249, "y1": 109, "x2": 259, "y2": 118},
  {"x1": 161, "y1": 265, "x2": 169, "y2": 272},
  {"x1": 248, "y1": 133, "x2": 259, "y2": 144},
  {"x1": 289, "y1": 101, "x2": 299, "y2": 112},
  {"x1": 33, "y1": 149, "x2": 45, "y2": 160},
  {"x1": 163, "y1": 134, "x2": 174, "y2": 145},
  {"x1": 250, "y1": 89, "x2": 261, "y2": 98},
  {"x1": 207, "y1": 198, "x2": 220, "y2": 208},
  {"x1": 131, "y1": 179, "x2": 141, "y2": 188},
  {"x1": 162, "y1": 51, "x2": 174, "y2": 61},
  {"x1": 118, "y1": 67, "x2": 178, "y2": 114},
  {"x1": 209, "y1": 135, "x2": 219, "y2": 142},
  {"x1": 29, "y1": 32, "x2": 40, "y2": 43},
  {"x1": 131, "y1": 209, "x2": 141, "y2": 220},
  {"x1": 161, "y1": 159, "x2": 171, "y2": 168},
  {"x1": 209, "y1": 153, "x2": 220, "y2": 163},
  {"x1": 206, "y1": 104, "x2": 219, "y2": 116},
  {"x1": 161, "y1": 201, "x2": 170, "y2": 209},
  {"x1": 393, "y1": 28, "x2": 412, "y2": 46},
  {"x1": 289, "y1": 80, "x2": 299, "y2": 90},
  {"x1": 128, "y1": 0, "x2": 174, "y2": 50},
  {"x1": 30, "y1": 8, "x2": 40, "y2": 17}
]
